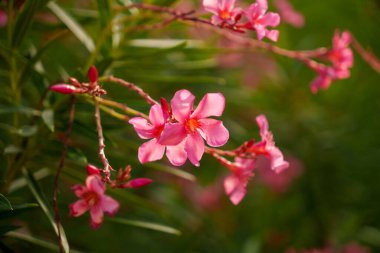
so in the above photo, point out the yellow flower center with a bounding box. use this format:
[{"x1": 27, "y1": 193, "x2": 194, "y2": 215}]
[{"x1": 185, "y1": 118, "x2": 200, "y2": 133}]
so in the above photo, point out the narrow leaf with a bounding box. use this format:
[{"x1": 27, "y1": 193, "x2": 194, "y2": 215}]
[
  {"x1": 0, "y1": 194, "x2": 12, "y2": 211},
  {"x1": 0, "y1": 225, "x2": 21, "y2": 236},
  {"x1": 22, "y1": 168, "x2": 70, "y2": 253},
  {"x1": 47, "y1": 2, "x2": 95, "y2": 52},
  {"x1": 42, "y1": 109, "x2": 55, "y2": 132},
  {"x1": 0, "y1": 203, "x2": 39, "y2": 219},
  {"x1": 108, "y1": 217, "x2": 181, "y2": 235},
  {"x1": 146, "y1": 163, "x2": 196, "y2": 181},
  {"x1": 12, "y1": 0, "x2": 39, "y2": 47}
]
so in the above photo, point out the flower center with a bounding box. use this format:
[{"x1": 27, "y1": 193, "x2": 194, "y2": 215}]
[
  {"x1": 83, "y1": 191, "x2": 100, "y2": 207},
  {"x1": 185, "y1": 118, "x2": 200, "y2": 133},
  {"x1": 219, "y1": 10, "x2": 231, "y2": 20}
]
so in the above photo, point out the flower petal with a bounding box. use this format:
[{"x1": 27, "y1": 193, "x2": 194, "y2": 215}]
[
  {"x1": 129, "y1": 117, "x2": 157, "y2": 139},
  {"x1": 256, "y1": 114, "x2": 269, "y2": 139},
  {"x1": 199, "y1": 119, "x2": 229, "y2": 147},
  {"x1": 71, "y1": 184, "x2": 86, "y2": 197},
  {"x1": 159, "y1": 123, "x2": 187, "y2": 146},
  {"x1": 138, "y1": 138, "x2": 165, "y2": 164},
  {"x1": 224, "y1": 175, "x2": 246, "y2": 205},
  {"x1": 166, "y1": 140, "x2": 187, "y2": 166},
  {"x1": 203, "y1": 0, "x2": 219, "y2": 14},
  {"x1": 90, "y1": 205, "x2": 103, "y2": 229},
  {"x1": 170, "y1": 89, "x2": 194, "y2": 123},
  {"x1": 261, "y1": 12, "x2": 280, "y2": 27},
  {"x1": 101, "y1": 196, "x2": 119, "y2": 216},
  {"x1": 191, "y1": 93, "x2": 225, "y2": 119},
  {"x1": 86, "y1": 175, "x2": 105, "y2": 195},
  {"x1": 185, "y1": 132, "x2": 205, "y2": 167},
  {"x1": 70, "y1": 199, "x2": 89, "y2": 217},
  {"x1": 149, "y1": 104, "x2": 165, "y2": 126},
  {"x1": 268, "y1": 147, "x2": 289, "y2": 173}
]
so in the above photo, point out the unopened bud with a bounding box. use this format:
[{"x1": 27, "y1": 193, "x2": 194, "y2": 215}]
[
  {"x1": 87, "y1": 65, "x2": 98, "y2": 83},
  {"x1": 50, "y1": 84, "x2": 78, "y2": 94},
  {"x1": 160, "y1": 97, "x2": 171, "y2": 119},
  {"x1": 124, "y1": 178, "x2": 152, "y2": 189}
]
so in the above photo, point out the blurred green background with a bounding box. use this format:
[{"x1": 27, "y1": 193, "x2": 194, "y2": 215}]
[{"x1": 1, "y1": 0, "x2": 380, "y2": 252}]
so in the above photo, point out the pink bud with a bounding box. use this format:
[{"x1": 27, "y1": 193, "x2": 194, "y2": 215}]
[
  {"x1": 87, "y1": 65, "x2": 98, "y2": 83},
  {"x1": 86, "y1": 164, "x2": 101, "y2": 176},
  {"x1": 50, "y1": 84, "x2": 78, "y2": 94},
  {"x1": 160, "y1": 97, "x2": 170, "y2": 118},
  {"x1": 125, "y1": 178, "x2": 152, "y2": 189}
]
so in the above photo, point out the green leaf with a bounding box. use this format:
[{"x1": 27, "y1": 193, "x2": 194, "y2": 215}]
[
  {"x1": 16, "y1": 125, "x2": 38, "y2": 137},
  {"x1": 41, "y1": 109, "x2": 55, "y2": 132},
  {"x1": 0, "y1": 225, "x2": 20, "y2": 236},
  {"x1": 145, "y1": 163, "x2": 196, "y2": 182},
  {"x1": 22, "y1": 168, "x2": 70, "y2": 253},
  {"x1": 12, "y1": 0, "x2": 39, "y2": 48},
  {"x1": 6, "y1": 231, "x2": 83, "y2": 253},
  {"x1": 108, "y1": 217, "x2": 181, "y2": 236},
  {"x1": 3, "y1": 145, "x2": 22, "y2": 155},
  {"x1": 0, "y1": 203, "x2": 39, "y2": 219},
  {"x1": 0, "y1": 194, "x2": 12, "y2": 211},
  {"x1": 96, "y1": 0, "x2": 111, "y2": 29},
  {"x1": 47, "y1": 2, "x2": 95, "y2": 52}
]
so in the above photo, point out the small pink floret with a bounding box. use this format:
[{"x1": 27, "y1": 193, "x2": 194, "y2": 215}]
[
  {"x1": 126, "y1": 178, "x2": 153, "y2": 188},
  {"x1": 88, "y1": 65, "x2": 99, "y2": 83},
  {"x1": 203, "y1": 0, "x2": 243, "y2": 26},
  {"x1": 86, "y1": 164, "x2": 101, "y2": 176},
  {"x1": 69, "y1": 175, "x2": 119, "y2": 229}
]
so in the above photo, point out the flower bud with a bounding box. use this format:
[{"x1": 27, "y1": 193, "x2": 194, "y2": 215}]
[
  {"x1": 124, "y1": 178, "x2": 152, "y2": 189},
  {"x1": 86, "y1": 164, "x2": 101, "y2": 176},
  {"x1": 87, "y1": 65, "x2": 98, "y2": 83},
  {"x1": 50, "y1": 84, "x2": 78, "y2": 94}
]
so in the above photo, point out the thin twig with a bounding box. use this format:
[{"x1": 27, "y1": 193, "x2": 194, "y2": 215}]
[
  {"x1": 53, "y1": 95, "x2": 76, "y2": 253},
  {"x1": 351, "y1": 35, "x2": 380, "y2": 74},
  {"x1": 94, "y1": 99, "x2": 112, "y2": 181},
  {"x1": 102, "y1": 76, "x2": 158, "y2": 105},
  {"x1": 95, "y1": 97, "x2": 149, "y2": 119}
]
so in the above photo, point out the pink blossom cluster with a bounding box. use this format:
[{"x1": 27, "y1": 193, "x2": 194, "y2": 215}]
[
  {"x1": 70, "y1": 164, "x2": 152, "y2": 228},
  {"x1": 310, "y1": 30, "x2": 354, "y2": 93},
  {"x1": 273, "y1": 0, "x2": 304, "y2": 28},
  {"x1": 203, "y1": 0, "x2": 281, "y2": 41},
  {"x1": 129, "y1": 89, "x2": 229, "y2": 167},
  {"x1": 222, "y1": 115, "x2": 289, "y2": 204}
]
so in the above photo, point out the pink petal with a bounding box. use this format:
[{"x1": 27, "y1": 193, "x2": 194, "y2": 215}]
[
  {"x1": 129, "y1": 117, "x2": 157, "y2": 139},
  {"x1": 185, "y1": 132, "x2": 205, "y2": 167},
  {"x1": 199, "y1": 119, "x2": 229, "y2": 147},
  {"x1": 71, "y1": 184, "x2": 86, "y2": 197},
  {"x1": 268, "y1": 147, "x2": 289, "y2": 173},
  {"x1": 86, "y1": 175, "x2": 105, "y2": 195},
  {"x1": 266, "y1": 30, "x2": 280, "y2": 42},
  {"x1": 191, "y1": 93, "x2": 225, "y2": 119},
  {"x1": 224, "y1": 175, "x2": 246, "y2": 205},
  {"x1": 126, "y1": 178, "x2": 153, "y2": 189},
  {"x1": 100, "y1": 196, "x2": 120, "y2": 215},
  {"x1": 203, "y1": 0, "x2": 219, "y2": 14},
  {"x1": 149, "y1": 104, "x2": 165, "y2": 126},
  {"x1": 256, "y1": 114, "x2": 269, "y2": 139},
  {"x1": 90, "y1": 205, "x2": 103, "y2": 229},
  {"x1": 257, "y1": 0, "x2": 268, "y2": 11},
  {"x1": 170, "y1": 89, "x2": 194, "y2": 123},
  {"x1": 70, "y1": 199, "x2": 89, "y2": 217},
  {"x1": 138, "y1": 138, "x2": 165, "y2": 164},
  {"x1": 255, "y1": 25, "x2": 267, "y2": 40},
  {"x1": 166, "y1": 140, "x2": 188, "y2": 166},
  {"x1": 221, "y1": 0, "x2": 236, "y2": 12},
  {"x1": 159, "y1": 123, "x2": 187, "y2": 146},
  {"x1": 86, "y1": 164, "x2": 101, "y2": 176},
  {"x1": 261, "y1": 12, "x2": 280, "y2": 27}
]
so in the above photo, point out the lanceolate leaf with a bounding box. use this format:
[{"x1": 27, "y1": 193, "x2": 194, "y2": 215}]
[
  {"x1": 0, "y1": 203, "x2": 39, "y2": 219},
  {"x1": 47, "y1": 2, "x2": 95, "y2": 52},
  {"x1": 22, "y1": 168, "x2": 70, "y2": 253},
  {"x1": 108, "y1": 217, "x2": 181, "y2": 235},
  {"x1": 0, "y1": 194, "x2": 12, "y2": 211},
  {"x1": 41, "y1": 109, "x2": 55, "y2": 132}
]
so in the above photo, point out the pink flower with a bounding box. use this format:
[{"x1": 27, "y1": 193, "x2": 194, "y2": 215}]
[
  {"x1": 250, "y1": 114, "x2": 289, "y2": 172},
  {"x1": 159, "y1": 89, "x2": 229, "y2": 166},
  {"x1": 329, "y1": 30, "x2": 353, "y2": 69},
  {"x1": 224, "y1": 157, "x2": 255, "y2": 205},
  {"x1": 245, "y1": 0, "x2": 281, "y2": 41},
  {"x1": 0, "y1": 10, "x2": 7, "y2": 27},
  {"x1": 70, "y1": 175, "x2": 119, "y2": 229},
  {"x1": 203, "y1": 0, "x2": 243, "y2": 26},
  {"x1": 309, "y1": 65, "x2": 350, "y2": 93},
  {"x1": 274, "y1": 0, "x2": 304, "y2": 28},
  {"x1": 129, "y1": 103, "x2": 187, "y2": 166}
]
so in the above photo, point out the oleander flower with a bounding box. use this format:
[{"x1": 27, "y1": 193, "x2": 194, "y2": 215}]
[
  {"x1": 159, "y1": 89, "x2": 229, "y2": 166},
  {"x1": 224, "y1": 157, "x2": 255, "y2": 205},
  {"x1": 203, "y1": 0, "x2": 243, "y2": 26},
  {"x1": 245, "y1": 0, "x2": 281, "y2": 41},
  {"x1": 129, "y1": 104, "x2": 187, "y2": 166},
  {"x1": 70, "y1": 175, "x2": 119, "y2": 229}
]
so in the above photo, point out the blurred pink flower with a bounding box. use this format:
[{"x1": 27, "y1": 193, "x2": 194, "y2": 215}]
[
  {"x1": 224, "y1": 157, "x2": 255, "y2": 205},
  {"x1": 129, "y1": 104, "x2": 187, "y2": 166},
  {"x1": 70, "y1": 175, "x2": 119, "y2": 229},
  {"x1": 245, "y1": 0, "x2": 281, "y2": 41},
  {"x1": 159, "y1": 89, "x2": 229, "y2": 166},
  {"x1": 250, "y1": 115, "x2": 289, "y2": 173},
  {"x1": 203, "y1": 0, "x2": 243, "y2": 26},
  {"x1": 274, "y1": 0, "x2": 304, "y2": 28},
  {"x1": 0, "y1": 10, "x2": 7, "y2": 27}
]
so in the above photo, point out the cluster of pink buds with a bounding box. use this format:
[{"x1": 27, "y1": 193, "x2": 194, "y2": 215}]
[
  {"x1": 214, "y1": 115, "x2": 288, "y2": 205},
  {"x1": 70, "y1": 164, "x2": 152, "y2": 228},
  {"x1": 129, "y1": 89, "x2": 229, "y2": 167},
  {"x1": 50, "y1": 66, "x2": 106, "y2": 96},
  {"x1": 310, "y1": 30, "x2": 354, "y2": 93},
  {"x1": 203, "y1": 0, "x2": 281, "y2": 41}
]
